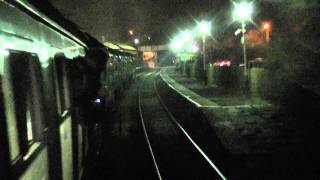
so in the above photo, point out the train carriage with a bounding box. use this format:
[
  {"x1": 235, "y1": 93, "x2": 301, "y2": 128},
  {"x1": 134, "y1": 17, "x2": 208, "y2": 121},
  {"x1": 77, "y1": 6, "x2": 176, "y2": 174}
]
[
  {"x1": 0, "y1": 1, "x2": 109, "y2": 180},
  {"x1": 0, "y1": 1, "x2": 140, "y2": 179},
  {"x1": 102, "y1": 42, "x2": 137, "y2": 108}
]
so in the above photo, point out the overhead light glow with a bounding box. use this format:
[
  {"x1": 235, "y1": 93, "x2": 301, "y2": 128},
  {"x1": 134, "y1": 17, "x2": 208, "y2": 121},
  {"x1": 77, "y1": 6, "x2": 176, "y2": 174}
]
[
  {"x1": 170, "y1": 39, "x2": 183, "y2": 52},
  {"x1": 188, "y1": 43, "x2": 199, "y2": 53},
  {"x1": 134, "y1": 38, "x2": 139, "y2": 44},
  {"x1": 198, "y1": 21, "x2": 211, "y2": 35},
  {"x1": 182, "y1": 31, "x2": 192, "y2": 41},
  {"x1": 233, "y1": 1, "x2": 253, "y2": 22},
  {"x1": 129, "y1": 30, "x2": 134, "y2": 36}
]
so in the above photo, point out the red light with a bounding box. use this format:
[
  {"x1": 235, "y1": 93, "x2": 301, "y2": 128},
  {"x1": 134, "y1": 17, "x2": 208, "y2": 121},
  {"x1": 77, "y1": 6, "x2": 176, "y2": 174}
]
[{"x1": 213, "y1": 59, "x2": 231, "y2": 67}]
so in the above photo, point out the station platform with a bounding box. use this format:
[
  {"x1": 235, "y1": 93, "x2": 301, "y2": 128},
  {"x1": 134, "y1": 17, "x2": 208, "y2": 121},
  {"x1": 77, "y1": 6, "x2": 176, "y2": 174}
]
[{"x1": 160, "y1": 66, "x2": 316, "y2": 155}]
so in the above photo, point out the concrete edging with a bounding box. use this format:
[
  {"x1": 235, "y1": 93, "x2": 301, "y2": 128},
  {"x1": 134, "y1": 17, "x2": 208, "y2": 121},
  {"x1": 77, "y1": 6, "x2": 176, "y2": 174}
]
[
  {"x1": 159, "y1": 68, "x2": 273, "y2": 154},
  {"x1": 160, "y1": 69, "x2": 220, "y2": 108}
]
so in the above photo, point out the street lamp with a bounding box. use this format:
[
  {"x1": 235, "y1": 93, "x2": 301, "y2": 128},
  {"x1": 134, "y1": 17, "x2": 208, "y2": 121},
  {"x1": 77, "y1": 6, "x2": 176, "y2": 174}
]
[
  {"x1": 128, "y1": 29, "x2": 134, "y2": 36},
  {"x1": 197, "y1": 21, "x2": 211, "y2": 83},
  {"x1": 134, "y1": 38, "x2": 140, "y2": 45},
  {"x1": 261, "y1": 21, "x2": 271, "y2": 43},
  {"x1": 233, "y1": 1, "x2": 253, "y2": 78}
]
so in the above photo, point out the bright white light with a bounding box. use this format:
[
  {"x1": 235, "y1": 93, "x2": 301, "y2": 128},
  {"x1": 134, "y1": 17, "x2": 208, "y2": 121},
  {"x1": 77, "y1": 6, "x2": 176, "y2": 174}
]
[
  {"x1": 263, "y1": 23, "x2": 270, "y2": 30},
  {"x1": 134, "y1": 38, "x2": 139, "y2": 44},
  {"x1": 233, "y1": 1, "x2": 253, "y2": 21},
  {"x1": 182, "y1": 31, "x2": 192, "y2": 41},
  {"x1": 170, "y1": 39, "x2": 183, "y2": 52},
  {"x1": 189, "y1": 43, "x2": 199, "y2": 53},
  {"x1": 0, "y1": 48, "x2": 9, "y2": 56},
  {"x1": 94, "y1": 98, "x2": 101, "y2": 104},
  {"x1": 198, "y1": 21, "x2": 211, "y2": 35}
]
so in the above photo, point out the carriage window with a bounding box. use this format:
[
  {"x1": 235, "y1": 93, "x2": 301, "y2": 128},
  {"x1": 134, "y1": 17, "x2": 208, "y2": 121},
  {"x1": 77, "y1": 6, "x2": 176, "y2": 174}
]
[
  {"x1": 54, "y1": 55, "x2": 71, "y2": 115},
  {"x1": 4, "y1": 51, "x2": 45, "y2": 157},
  {"x1": 1, "y1": 52, "x2": 20, "y2": 161}
]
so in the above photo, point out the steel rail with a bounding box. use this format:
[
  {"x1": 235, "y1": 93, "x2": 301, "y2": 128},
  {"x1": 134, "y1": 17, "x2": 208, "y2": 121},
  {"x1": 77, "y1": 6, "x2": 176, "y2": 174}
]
[
  {"x1": 153, "y1": 74, "x2": 227, "y2": 180},
  {"x1": 137, "y1": 72, "x2": 163, "y2": 180}
]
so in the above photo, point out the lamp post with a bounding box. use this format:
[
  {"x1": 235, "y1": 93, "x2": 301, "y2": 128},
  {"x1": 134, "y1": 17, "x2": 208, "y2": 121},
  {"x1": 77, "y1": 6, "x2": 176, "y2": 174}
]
[
  {"x1": 241, "y1": 21, "x2": 248, "y2": 76},
  {"x1": 202, "y1": 35, "x2": 206, "y2": 71},
  {"x1": 198, "y1": 21, "x2": 211, "y2": 85},
  {"x1": 233, "y1": 1, "x2": 253, "y2": 78}
]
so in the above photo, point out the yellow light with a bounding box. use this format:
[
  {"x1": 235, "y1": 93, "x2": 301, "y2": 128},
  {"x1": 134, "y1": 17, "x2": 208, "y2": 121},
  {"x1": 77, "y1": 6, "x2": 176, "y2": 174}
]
[
  {"x1": 261, "y1": 21, "x2": 272, "y2": 31},
  {"x1": 129, "y1": 30, "x2": 134, "y2": 36}
]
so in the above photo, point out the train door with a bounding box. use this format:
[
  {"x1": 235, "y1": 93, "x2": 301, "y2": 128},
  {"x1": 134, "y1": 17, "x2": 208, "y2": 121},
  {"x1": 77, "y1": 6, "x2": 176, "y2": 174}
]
[
  {"x1": 111, "y1": 55, "x2": 116, "y2": 88},
  {"x1": 54, "y1": 54, "x2": 74, "y2": 180},
  {"x1": 67, "y1": 57, "x2": 88, "y2": 180},
  {"x1": 105, "y1": 54, "x2": 113, "y2": 103},
  {"x1": 0, "y1": 50, "x2": 11, "y2": 180},
  {"x1": 43, "y1": 56, "x2": 63, "y2": 180},
  {"x1": 0, "y1": 50, "x2": 49, "y2": 180}
]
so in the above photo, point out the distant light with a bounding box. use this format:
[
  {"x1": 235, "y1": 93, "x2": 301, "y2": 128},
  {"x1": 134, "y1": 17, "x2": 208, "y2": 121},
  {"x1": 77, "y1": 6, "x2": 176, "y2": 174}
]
[
  {"x1": 261, "y1": 21, "x2": 272, "y2": 31},
  {"x1": 134, "y1": 38, "x2": 140, "y2": 44},
  {"x1": 182, "y1": 31, "x2": 192, "y2": 41},
  {"x1": 129, "y1": 29, "x2": 134, "y2": 36},
  {"x1": 147, "y1": 36, "x2": 151, "y2": 40},
  {"x1": 170, "y1": 39, "x2": 183, "y2": 52},
  {"x1": 94, "y1": 98, "x2": 101, "y2": 104},
  {"x1": 213, "y1": 59, "x2": 231, "y2": 67},
  {"x1": 198, "y1": 21, "x2": 211, "y2": 35},
  {"x1": 233, "y1": 1, "x2": 253, "y2": 22},
  {"x1": 188, "y1": 43, "x2": 199, "y2": 53}
]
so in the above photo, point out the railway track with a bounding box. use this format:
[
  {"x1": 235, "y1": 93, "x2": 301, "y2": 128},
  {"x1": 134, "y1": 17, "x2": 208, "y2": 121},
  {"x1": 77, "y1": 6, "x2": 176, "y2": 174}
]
[{"x1": 137, "y1": 71, "x2": 227, "y2": 180}]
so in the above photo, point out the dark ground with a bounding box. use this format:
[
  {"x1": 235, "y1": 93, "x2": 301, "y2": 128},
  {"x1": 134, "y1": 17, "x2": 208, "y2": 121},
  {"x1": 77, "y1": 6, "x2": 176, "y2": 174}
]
[{"x1": 82, "y1": 72, "x2": 156, "y2": 179}]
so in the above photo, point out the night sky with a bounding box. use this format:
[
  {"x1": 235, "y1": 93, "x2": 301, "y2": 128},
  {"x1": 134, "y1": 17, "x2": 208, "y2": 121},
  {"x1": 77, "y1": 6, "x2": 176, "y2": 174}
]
[{"x1": 49, "y1": 0, "x2": 229, "y2": 44}]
